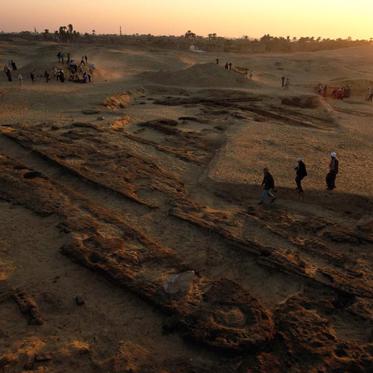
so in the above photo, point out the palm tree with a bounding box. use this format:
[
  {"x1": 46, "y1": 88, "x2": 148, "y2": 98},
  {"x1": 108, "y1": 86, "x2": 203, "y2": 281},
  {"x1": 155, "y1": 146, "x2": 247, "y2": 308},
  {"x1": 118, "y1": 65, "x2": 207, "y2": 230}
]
[
  {"x1": 43, "y1": 29, "x2": 49, "y2": 40},
  {"x1": 185, "y1": 30, "x2": 196, "y2": 39},
  {"x1": 58, "y1": 25, "x2": 67, "y2": 41}
]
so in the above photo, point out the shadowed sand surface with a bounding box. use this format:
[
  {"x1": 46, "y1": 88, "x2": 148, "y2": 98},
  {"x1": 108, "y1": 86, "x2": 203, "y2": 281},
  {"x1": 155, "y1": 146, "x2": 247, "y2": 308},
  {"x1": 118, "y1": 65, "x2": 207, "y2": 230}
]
[{"x1": 0, "y1": 40, "x2": 372, "y2": 372}]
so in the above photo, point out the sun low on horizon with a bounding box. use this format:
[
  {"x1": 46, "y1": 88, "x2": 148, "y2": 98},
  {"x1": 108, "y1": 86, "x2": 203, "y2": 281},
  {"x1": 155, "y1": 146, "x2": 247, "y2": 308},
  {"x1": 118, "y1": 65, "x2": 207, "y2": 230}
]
[{"x1": 2, "y1": 0, "x2": 373, "y2": 39}]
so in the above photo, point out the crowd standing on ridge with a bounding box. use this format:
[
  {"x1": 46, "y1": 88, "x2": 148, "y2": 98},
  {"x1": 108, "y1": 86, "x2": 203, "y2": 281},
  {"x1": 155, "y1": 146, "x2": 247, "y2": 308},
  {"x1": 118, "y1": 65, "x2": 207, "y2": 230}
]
[{"x1": 2, "y1": 52, "x2": 95, "y2": 86}]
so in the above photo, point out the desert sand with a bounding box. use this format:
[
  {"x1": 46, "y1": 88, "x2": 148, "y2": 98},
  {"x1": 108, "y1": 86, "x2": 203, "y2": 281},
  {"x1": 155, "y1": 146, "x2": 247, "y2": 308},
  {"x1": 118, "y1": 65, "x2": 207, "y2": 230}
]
[{"x1": 0, "y1": 40, "x2": 372, "y2": 372}]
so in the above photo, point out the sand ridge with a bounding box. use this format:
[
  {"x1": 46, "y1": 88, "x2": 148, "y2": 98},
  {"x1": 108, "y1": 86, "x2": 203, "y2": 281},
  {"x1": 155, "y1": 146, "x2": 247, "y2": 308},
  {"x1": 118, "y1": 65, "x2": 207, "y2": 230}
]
[{"x1": 0, "y1": 40, "x2": 372, "y2": 372}]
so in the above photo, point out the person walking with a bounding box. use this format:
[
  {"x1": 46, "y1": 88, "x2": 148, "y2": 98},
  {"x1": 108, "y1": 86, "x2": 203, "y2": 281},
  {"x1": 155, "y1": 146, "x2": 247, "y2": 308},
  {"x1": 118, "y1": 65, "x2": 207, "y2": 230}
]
[
  {"x1": 17, "y1": 73, "x2": 23, "y2": 86},
  {"x1": 367, "y1": 87, "x2": 373, "y2": 102},
  {"x1": 295, "y1": 158, "x2": 307, "y2": 194},
  {"x1": 216, "y1": 58, "x2": 219, "y2": 65},
  {"x1": 30, "y1": 72, "x2": 35, "y2": 83},
  {"x1": 284, "y1": 77, "x2": 290, "y2": 89},
  {"x1": 259, "y1": 168, "x2": 276, "y2": 205},
  {"x1": 228, "y1": 62, "x2": 232, "y2": 70},
  {"x1": 11, "y1": 60, "x2": 17, "y2": 71},
  {"x1": 281, "y1": 76, "x2": 286, "y2": 88},
  {"x1": 326, "y1": 152, "x2": 339, "y2": 191},
  {"x1": 44, "y1": 70, "x2": 50, "y2": 83},
  {"x1": 59, "y1": 70, "x2": 65, "y2": 83},
  {"x1": 4, "y1": 65, "x2": 12, "y2": 81}
]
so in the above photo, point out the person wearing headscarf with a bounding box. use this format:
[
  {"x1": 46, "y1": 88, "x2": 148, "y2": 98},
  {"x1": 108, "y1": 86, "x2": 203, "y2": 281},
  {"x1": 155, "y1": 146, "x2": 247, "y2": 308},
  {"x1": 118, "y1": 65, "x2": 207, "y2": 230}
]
[
  {"x1": 326, "y1": 152, "x2": 339, "y2": 191},
  {"x1": 259, "y1": 168, "x2": 276, "y2": 205}
]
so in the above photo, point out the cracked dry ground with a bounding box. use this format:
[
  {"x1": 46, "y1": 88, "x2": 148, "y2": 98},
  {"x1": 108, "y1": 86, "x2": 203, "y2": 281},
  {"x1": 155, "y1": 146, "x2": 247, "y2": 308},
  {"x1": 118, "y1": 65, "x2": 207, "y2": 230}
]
[{"x1": 0, "y1": 88, "x2": 372, "y2": 373}]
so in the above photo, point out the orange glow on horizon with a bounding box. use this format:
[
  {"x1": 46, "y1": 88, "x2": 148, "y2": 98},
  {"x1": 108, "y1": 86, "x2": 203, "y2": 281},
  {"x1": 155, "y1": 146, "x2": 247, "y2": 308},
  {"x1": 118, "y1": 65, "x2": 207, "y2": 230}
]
[{"x1": 2, "y1": 0, "x2": 372, "y2": 39}]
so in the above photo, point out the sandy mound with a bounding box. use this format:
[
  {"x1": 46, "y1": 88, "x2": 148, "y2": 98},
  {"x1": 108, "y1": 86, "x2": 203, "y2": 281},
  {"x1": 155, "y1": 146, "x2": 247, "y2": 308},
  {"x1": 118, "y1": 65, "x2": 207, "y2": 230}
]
[{"x1": 140, "y1": 63, "x2": 259, "y2": 88}]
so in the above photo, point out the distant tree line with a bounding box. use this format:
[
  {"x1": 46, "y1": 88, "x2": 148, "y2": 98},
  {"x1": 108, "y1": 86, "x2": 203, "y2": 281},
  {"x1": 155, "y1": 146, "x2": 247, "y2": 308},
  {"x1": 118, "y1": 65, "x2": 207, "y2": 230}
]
[{"x1": 0, "y1": 26, "x2": 371, "y2": 53}]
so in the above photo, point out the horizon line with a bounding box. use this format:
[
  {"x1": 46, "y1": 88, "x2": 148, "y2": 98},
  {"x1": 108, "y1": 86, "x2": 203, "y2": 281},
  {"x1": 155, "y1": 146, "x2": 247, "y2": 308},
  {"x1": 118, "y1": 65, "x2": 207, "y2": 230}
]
[{"x1": 1, "y1": 29, "x2": 372, "y2": 42}]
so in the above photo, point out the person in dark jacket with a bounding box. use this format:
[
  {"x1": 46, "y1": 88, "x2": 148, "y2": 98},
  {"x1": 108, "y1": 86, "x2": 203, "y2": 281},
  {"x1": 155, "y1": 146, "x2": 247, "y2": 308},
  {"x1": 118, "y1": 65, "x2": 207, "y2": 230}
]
[
  {"x1": 259, "y1": 168, "x2": 276, "y2": 205},
  {"x1": 4, "y1": 65, "x2": 12, "y2": 81},
  {"x1": 326, "y1": 152, "x2": 339, "y2": 190},
  {"x1": 295, "y1": 158, "x2": 307, "y2": 193},
  {"x1": 11, "y1": 60, "x2": 17, "y2": 71}
]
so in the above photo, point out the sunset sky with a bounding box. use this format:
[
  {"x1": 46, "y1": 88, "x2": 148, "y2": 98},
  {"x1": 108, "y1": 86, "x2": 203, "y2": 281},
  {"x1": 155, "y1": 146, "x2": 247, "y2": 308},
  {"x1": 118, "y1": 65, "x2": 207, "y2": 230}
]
[{"x1": 2, "y1": 0, "x2": 372, "y2": 39}]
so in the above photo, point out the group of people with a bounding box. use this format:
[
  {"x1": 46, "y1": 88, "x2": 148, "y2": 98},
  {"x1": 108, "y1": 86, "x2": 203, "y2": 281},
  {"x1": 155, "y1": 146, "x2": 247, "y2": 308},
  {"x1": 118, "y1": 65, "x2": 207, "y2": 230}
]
[
  {"x1": 3, "y1": 60, "x2": 27, "y2": 85},
  {"x1": 224, "y1": 62, "x2": 233, "y2": 70},
  {"x1": 2, "y1": 52, "x2": 94, "y2": 85},
  {"x1": 316, "y1": 84, "x2": 351, "y2": 99},
  {"x1": 332, "y1": 86, "x2": 351, "y2": 99},
  {"x1": 215, "y1": 58, "x2": 234, "y2": 71},
  {"x1": 259, "y1": 152, "x2": 339, "y2": 205},
  {"x1": 57, "y1": 51, "x2": 88, "y2": 66},
  {"x1": 57, "y1": 52, "x2": 93, "y2": 84},
  {"x1": 2, "y1": 56, "x2": 52, "y2": 85},
  {"x1": 216, "y1": 58, "x2": 254, "y2": 79},
  {"x1": 4, "y1": 68, "x2": 53, "y2": 85}
]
